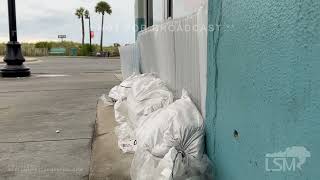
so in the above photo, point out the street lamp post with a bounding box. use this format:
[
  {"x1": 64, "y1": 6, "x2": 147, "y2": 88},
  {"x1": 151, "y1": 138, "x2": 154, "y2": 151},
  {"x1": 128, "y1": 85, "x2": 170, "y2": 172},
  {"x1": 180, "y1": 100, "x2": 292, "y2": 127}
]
[{"x1": 1, "y1": 0, "x2": 30, "y2": 77}]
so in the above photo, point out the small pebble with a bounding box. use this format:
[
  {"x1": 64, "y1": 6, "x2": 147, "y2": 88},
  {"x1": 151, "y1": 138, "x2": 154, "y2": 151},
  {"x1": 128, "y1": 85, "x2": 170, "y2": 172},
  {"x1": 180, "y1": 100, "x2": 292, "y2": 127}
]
[{"x1": 56, "y1": 130, "x2": 60, "y2": 133}]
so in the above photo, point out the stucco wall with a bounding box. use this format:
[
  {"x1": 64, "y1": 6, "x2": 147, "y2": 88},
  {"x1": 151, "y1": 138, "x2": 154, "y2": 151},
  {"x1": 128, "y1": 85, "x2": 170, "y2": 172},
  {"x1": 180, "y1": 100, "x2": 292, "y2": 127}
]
[{"x1": 206, "y1": 0, "x2": 320, "y2": 179}]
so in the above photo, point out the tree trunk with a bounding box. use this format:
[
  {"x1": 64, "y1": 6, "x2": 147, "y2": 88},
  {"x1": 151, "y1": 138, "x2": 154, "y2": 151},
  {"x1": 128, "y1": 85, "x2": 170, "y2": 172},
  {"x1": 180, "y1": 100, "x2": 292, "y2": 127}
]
[
  {"x1": 81, "y1": 16, "x2": 85, "y2": 45},
  {"x1": 100, "y1": 14, "x2": 104, "y2": 52},
  {"x1": 89, "y1": 17, "x2": 92, "y2": 47}
]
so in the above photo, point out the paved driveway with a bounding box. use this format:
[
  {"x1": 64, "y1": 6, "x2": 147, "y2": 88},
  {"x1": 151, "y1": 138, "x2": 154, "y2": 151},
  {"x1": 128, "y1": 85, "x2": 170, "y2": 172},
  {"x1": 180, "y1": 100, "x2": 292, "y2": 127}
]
[{"x1": 0, "y1": 57, "x2": 121, "y2": 180}]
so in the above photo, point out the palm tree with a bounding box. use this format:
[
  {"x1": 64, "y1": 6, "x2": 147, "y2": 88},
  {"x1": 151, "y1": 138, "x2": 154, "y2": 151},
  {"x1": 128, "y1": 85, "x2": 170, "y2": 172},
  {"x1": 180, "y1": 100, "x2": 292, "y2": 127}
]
[
  {"x1": 75, "y1": 7, "x2": 85, "y2": 45},
  {"x1": 84, "y1": 10, "x2": 92, "y2": 47},
  {"x1": 95, "y1": 1, "x2": 112, "y2": 52}
]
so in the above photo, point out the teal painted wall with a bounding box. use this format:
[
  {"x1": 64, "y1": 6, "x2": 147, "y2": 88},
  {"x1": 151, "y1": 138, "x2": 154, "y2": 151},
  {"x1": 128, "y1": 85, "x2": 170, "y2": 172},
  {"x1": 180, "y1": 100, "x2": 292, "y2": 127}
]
[
  {"x1": 135, "y1": 18, "x2": 145, "y2": 39},
  {"x1": 135, "y1": 0, "x2": 146, "y2": 39},
  {"x1": 206, "y1": 0, "x2": 320, "y2": 179}
]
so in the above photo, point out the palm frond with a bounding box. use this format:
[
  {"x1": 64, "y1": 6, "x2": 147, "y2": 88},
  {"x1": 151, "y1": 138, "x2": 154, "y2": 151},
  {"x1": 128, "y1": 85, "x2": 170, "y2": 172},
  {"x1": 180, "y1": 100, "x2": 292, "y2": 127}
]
[
  {"x1": 75, "y1": 7, "x2": 85, "y2": 18},
  {"x1": 95, "y1": 1, "x2": 112, "y2": 15},
  {"x1": 84, "y1": 10, "x2": 90, "y2": 19}
]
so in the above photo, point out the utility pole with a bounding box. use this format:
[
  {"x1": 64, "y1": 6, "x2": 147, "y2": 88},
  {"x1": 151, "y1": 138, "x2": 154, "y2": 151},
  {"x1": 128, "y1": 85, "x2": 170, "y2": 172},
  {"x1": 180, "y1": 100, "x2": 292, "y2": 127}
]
[
  {"x1": 1, "y1": 0, "x2": 30, "y2": 77},
  {"x1": 167, "y1": 0, "x2": 173, "y2": 18}
]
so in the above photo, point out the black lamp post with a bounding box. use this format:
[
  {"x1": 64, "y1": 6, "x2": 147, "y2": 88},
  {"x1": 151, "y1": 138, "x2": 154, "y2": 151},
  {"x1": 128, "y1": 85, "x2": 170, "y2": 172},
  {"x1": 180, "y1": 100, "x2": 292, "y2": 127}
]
[{"x1": 1, "y1": 0, "x2": 30, "y2": 77}]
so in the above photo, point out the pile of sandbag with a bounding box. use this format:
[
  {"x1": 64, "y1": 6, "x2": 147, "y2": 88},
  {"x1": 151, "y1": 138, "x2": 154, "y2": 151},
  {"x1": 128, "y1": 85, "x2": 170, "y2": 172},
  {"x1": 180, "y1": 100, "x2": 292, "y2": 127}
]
[
  {"x1": 108, "y1": 74, "x2": 213, "y2": 179},
  {"x1": 109, "y1": 73, "x2": 174, "y2": 153},
  {"x1": 131, "y1": 90, "x2": 213, "y2": 180}
]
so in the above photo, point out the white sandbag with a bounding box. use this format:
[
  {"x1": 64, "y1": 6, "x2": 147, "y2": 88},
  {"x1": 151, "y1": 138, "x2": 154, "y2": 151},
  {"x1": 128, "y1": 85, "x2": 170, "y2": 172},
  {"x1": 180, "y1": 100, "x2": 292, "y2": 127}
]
[
  {"x1": 131, "y1": 148, "x2": 213, "y2": 180},
  {"x1": 108, "y1": 85, "x2": 127, "y2": 101},
  {"x1": 113, "y1": 99, "x2": 137, "y2": 153},
  {"x1": 110, "y1": 73, "x2": 159, "y2": 154},
  {"x1": 127, "y1": 77, "x2": 174, "y2": 130},
  {"x1": 111, "y1": 73, "x2": 158, "y2": 125},
  {"x1": 114, "y1": 101, "x2": 137, "y2": 153},
  {"x1": 114, "y1": 99, "x2": 129, "y2": 124},
  {"x1": 152, "y1": 90, "x2": 205, "y2": 159},
  {"x1": 130, "y1": 149, "x2": 161, "y2": 180},
  {"x1": 135, "y1": 108, "x2": 173, "y2": 150},
  {"x1": 131, "y1": 90, "x2": 205, "y2": 180},
  {"x1": 137, "y1": 90, "x2": 204, "y2": 158},
  {"x1": 155, "y1": 147, "x2": 214, "y2": 180},
  {"x1": 115, "y1": 122, "x2": 137, "y2": 153},
  {"x1": 109, "y1": 73, "x2": 150, "y2": 101},
  {"x1": 99, "y1": 94, "x2": 114, "y2": 107},
  {"x1": 155, "y1": 147, "x2": 188, "y2": 180},
  {"x1": 120, "y1": 73, "x2": 155, "y2": 90}
]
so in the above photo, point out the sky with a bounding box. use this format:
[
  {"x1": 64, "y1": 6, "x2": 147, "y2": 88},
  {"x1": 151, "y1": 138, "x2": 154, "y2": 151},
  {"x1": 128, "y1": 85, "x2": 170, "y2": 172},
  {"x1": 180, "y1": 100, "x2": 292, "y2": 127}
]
[{"x1": 0, "y1": 0, "x2": 135, "y2": 46}]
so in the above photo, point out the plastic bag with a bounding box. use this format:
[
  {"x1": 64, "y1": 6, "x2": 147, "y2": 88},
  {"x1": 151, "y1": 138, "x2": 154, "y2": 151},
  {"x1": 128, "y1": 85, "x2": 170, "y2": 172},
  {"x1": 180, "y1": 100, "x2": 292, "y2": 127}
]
[
  {"x1": 99, "y1": 94, "x2": 114, "y2": 107},
  {"x1": 136, "y1": 90, "x2": 204, "y2": 158},
  {"x1": 131, "y1": 148, "x2": 213, "y2": 180},
  {"x1": 114, "y1": 122, "x2": 137, "y2": 153},
  {"x1": 109, "y1": 85, "x2": 127, "y2": 101},
  {"x1": 131, "y1": 90, "x2": 206, "y2": 180},
  {"x1": 130, "y1": 149, "x2": 161, "y2": 180},
  {"x1": 114, "y1": 101, "x2": 137, "y2": 153},
  {"x1": 155, "y1": 147, "x2": 214, "y2": 180},
  {"x1": 110, "y1": 73, "x2": 161, "y2": 154},
  {"x1": 109, "y1": 73, "x2": 157, "y2": 101},
  {"x1": 152, "y1": 90, "x2": 205, "y2": 159},
  {"x1": 114, "y1": 99, "x2": 129, "y2": 124},
  {"x1": 127, "y1": 77, "x2": 174, "y2": 130}
]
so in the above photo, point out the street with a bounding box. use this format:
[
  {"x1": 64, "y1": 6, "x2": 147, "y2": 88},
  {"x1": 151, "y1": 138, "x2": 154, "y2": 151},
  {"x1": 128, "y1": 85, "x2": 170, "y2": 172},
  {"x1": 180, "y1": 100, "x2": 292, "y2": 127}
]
[{"x1": 0, "y1": 57, "x2": 121, "y2": 180}]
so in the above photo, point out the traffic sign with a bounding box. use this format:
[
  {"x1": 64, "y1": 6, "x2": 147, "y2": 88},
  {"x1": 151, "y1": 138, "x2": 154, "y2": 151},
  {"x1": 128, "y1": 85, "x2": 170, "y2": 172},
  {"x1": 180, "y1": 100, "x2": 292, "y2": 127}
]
[
  {"x1": 58, "y1": 35, "x2": 66, "y2": 39},
  {"x1": 90, "y1": 31, "x2": 94, "y2": 39}
]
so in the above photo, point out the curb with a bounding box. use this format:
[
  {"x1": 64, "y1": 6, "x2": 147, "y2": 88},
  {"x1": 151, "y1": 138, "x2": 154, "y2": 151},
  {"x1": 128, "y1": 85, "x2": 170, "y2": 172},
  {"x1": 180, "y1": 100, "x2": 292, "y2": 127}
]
[{"x1": 89, "y1": 97, "x2": 133, "y2": 180}]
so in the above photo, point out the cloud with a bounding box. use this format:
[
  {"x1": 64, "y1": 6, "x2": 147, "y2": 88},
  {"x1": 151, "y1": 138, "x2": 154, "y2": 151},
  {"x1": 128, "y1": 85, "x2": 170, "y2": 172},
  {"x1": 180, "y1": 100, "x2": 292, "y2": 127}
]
[{"x1": 0, "y1": 0, "x2": 135, "y2": 45}]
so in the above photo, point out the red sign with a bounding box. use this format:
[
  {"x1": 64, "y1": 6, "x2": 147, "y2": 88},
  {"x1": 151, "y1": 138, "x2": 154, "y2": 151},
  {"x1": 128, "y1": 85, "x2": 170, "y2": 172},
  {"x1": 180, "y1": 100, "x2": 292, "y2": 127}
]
[{"x1": 90, "y1": 31, "x2": 94, "y2": 39}]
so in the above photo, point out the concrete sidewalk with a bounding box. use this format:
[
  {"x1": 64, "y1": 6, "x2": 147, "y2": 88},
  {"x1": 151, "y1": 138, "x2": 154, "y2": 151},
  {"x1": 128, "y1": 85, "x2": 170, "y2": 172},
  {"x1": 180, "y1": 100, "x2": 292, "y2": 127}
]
[
  {"x1": 89, "y1": 97, "x2": 133, "y2": 180},
  {"x1": 0, "y1": 57, "x2": 122, "y2": 180}
]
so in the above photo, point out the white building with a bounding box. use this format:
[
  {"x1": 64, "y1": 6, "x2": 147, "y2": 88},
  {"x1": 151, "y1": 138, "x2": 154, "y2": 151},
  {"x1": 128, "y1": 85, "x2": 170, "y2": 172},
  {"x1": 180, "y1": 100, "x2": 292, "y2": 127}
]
[{"x1": 135, "y1": 0, "x2": 205, "y2": 35}]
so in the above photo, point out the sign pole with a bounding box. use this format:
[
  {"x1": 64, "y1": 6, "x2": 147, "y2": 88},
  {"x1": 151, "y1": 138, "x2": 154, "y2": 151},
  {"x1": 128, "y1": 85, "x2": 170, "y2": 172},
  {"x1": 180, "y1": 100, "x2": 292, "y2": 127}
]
[
  {"x1": 58, "y1": 35, "x2": 66, "y2": 43},
  {"x1": 1, "y1": 0, "x2": 30, "y2": 77}
]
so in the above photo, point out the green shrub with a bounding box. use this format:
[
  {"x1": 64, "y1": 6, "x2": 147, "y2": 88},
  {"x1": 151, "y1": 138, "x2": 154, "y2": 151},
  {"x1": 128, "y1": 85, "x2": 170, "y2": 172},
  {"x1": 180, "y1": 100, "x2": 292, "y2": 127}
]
[
  {"x1": 79, "y1": 44, "x2": 96, "y2": 56},
  {"x1": 35, "y1": 42, "x2": 52, "y2": 49},
  {"x1": 103, "y1": 46, "x2": 120, "y2": 57},
  {"x1": 1, "y1": 41, "x2": 120, "y2": 56},
  {"x1": 0, "y1": 43, "x2": 6, "y2": 55}
]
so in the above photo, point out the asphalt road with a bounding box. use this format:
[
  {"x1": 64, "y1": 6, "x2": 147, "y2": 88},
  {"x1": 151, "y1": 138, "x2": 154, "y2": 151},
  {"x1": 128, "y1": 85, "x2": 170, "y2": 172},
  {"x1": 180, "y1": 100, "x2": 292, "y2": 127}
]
[{"x1": 0, "y1": 57, "x2": 121, "y2": 180}]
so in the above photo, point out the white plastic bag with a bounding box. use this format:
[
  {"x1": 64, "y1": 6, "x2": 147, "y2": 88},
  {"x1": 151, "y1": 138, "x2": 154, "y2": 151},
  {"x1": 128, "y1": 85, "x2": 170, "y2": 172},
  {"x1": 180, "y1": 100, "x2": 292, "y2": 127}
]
[
  {"x1": 136, "y1": 90, "x2": 204, "y2": 158},
  {"x1": 114, "y1": 122, "x2": 137, "y2": 153},
  {"x1": 109, "y1": 85, "x2": 127, "y2": 101},
  {"x1": 127, "y1": 77, "x2": 174, "y2": 130},
  {"x1": 155, "y1": 147, "x2": 214, "y2": 180},
  {"x1": 152, "y1": 90, "x2": 205, "y2": 159},
  {"x1": 110, "y1": 73, "x2": 161, "y2": 154},
  {"x1": 109, "y1": 73, "x2": 157, "y2": 101},
  {"x1": 99, "y1": 94, "x2": 114, "y2": 107},
  {"x1": 131, "y1": 90, "x2": 206, "y2": 180},
  {"x1": 131, "y1": 148, "x2": 213, "y2": 180},
  {"x1": 114, "y1": 99, "x2": 128, "y2": 124},
  {"x1": 112, "y1": 73, "x2": 158, "y2": 124},
  {"x1": 130, "y1": 149, "x2": 161, "y2": 180}
]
